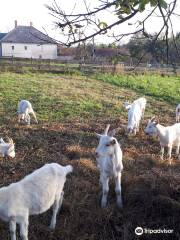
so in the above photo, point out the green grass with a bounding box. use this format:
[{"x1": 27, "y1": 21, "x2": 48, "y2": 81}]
[
  {"x1": 0, "y1": 72, "x2": 123, "y2": 124},
  {"x1": 0, "y1": 71, "x2": 179, "y2": 125},
  {"x1": 94, "y1": 73, "x2": 180, "y2": 105}
]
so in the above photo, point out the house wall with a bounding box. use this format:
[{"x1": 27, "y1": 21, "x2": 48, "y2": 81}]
[
  {"x1": 1, "y1": 43, "x2": 57, "y2": 59},
  {"x1": 0, "y1": 44, "x2": 2, "y2": 57}
]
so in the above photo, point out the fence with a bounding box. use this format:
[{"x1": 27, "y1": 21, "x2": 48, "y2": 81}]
[{"x1": 0, "y1": 57, "x2": 179, "y2": 75}]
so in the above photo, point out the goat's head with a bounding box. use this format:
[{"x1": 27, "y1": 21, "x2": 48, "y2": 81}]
[
  {"x1": 95, "y1": 125, "x2": 117, "y2": 163},
  {"x1": 18, "y1": 113, "x2": 30, "y2": 125},
  {"x1": 123, "y1": 101, "x2": 132, "y2": 111},
  {"x1": 144, "y1": 117, "x2": 158, "y2": 136}
]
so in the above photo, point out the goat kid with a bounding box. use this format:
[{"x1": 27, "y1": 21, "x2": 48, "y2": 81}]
[
  {"x1": 124, "y1": 97, "x2": 147, "y2": 134},
  {"x1": 0, "y1": 163, "x2": 73, "y2": 240},
  {"x1": 145, "y1": 117, "x2": 180, "y2": 164},
  {"x1": 95, "y1": 125, "x2": 123, "y2": 208},
  {"x1": 17, "y1": 100, "x2": 38, "y2": 125},
  {"x1": 0, "y1": 137, "x2": 15, "y2": 158}
]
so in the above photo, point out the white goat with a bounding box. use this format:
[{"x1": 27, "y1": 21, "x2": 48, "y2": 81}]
[
  {"x1": 127, "y1": 103, "x2": 142, "y2": 134},
  {"x1": 176, "y1": 104, "x2": 180, "y2": 122},
  {"x1": 124, "y1": 97, "x2": 147, "y2": 134},
  {"x1": 95, "y1": 125, "x2": 123, "y2": 208},
  {"x1": 145, "y1": 117, "x2": 180, "y2": 164},
  {"x1": 17, "y1": 100, "x2": 38, "y2": 125},
  {"x1": 124, "y1": 97, "x2": 147, "y2": 119},
  {"x1": 0, "y1": 163, "x2": 73, "y2": 240},
  {"x1": 0, "y1": 137, "x2": 15, "y2": 158}
]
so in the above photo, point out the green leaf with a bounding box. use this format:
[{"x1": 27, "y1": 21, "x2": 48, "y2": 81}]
[
  {"x1": 159, "y1": 0, "x2": 168, "y2": 9},
  {"x1": 98, "y1": 21, "x2": 108, "y2": 29}
]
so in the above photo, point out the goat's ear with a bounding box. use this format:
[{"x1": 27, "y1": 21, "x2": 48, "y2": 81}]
[
  {"x1": 110, "y1": 139, "x2": 116, "y2": 145},
  {"x1": 154, "y1": 118, "x2": 159, "y2": 125},
  {"x1": 104, "y1": 124, "x2": 110, "y2": 135},
  {"x1": 0, "y1": 138, "x2": 4, "y2": 143},
  {"x1": 95, "y1": 133, "x2": 102, "y2": 138},
  {"x1": 151, "y1": 116, "x2": 156, "y2": 122},
  {"x1": 7, "y1": 137, "x2": 14, "y2": 144},
  {"x1": 108, "y1": 129, "x2": 116, "y2": 137}
]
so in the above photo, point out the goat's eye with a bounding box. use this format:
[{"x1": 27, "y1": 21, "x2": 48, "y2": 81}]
[{"x1": 106, "y1": 143, "x2": 110, "y2": 147}]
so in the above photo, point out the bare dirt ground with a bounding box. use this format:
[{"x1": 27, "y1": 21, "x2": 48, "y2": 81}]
[{"x1": 0, "y1": 116, "x2": 180, "y2": 240}]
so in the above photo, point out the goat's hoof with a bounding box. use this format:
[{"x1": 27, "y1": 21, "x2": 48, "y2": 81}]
[
  {"x1": 117, "y1": 201, "x2": 123, "y2": 209},
  {"x1": 169, "y1": 160, "x2": 172, "y2": 165},
  {"x1": 49, "y1": 224, "x2": 55, "y2": 230},
  {"x1": 101, "y1": 200, "x2": 107, "y2": 208}
]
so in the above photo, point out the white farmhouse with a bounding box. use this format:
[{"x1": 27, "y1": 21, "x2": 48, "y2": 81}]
[{"x1": 0, "y1": 22, "x2": 57, "y2": 59}]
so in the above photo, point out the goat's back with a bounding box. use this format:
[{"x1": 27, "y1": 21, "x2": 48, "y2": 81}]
[
  {"x1": 18, "y1": 100, "x2": 32, "y2": 114},
  {"x1": 157, "y1": 123, "x2": 180, "y2": 145},
  {"x1": 0, "y1": 163, "x2": 72, "y2": 217}
]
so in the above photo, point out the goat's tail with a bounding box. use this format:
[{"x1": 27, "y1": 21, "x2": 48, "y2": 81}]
[{"x1": 65, "y1": 165, "x2": 73, "y2": 175}]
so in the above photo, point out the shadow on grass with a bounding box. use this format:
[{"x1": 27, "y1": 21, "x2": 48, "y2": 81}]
[{"x1": 0, "y1": 120, "x2": 179, "y2": 240}]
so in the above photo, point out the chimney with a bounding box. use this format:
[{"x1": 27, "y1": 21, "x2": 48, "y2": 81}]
[
  {"x1": 15, "y1": 20, "x2": 17, "y2": 28},
  {"x1": 30, "y1": 21, "x2": 33, "y2": 27}
]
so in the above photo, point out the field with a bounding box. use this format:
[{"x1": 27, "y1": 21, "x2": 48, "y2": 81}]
[{"x1": 0, "y1": 71, "x2": 180, "y2": 240}]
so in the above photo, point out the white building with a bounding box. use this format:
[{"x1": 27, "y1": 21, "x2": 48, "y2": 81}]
[{"x1": 0, "y1": 22, "x2": 57, "y2": 59}]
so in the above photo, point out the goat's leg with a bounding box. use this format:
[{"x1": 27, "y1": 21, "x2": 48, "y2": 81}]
[
  {"x1": 50, "y1": 191, "x2": 64, "y2": 229},
  {"x1": 18, "y1": 115, "x2": 21, "y2": 123},
  {"x1": 142, "y1": 108, "x2": 145, "y2": 119},
  {"x1": 133, "y1": 128, "x2": 137, "y2": 135},
  {"x1": 136, "y1": 123, "x2": 140, "y2": 133},
  {"x1": 19, "y1": 217, "x2": 29, "y2": 240},
  {"x1": 115, "y1": 172, "x2": 123, "y2": 208},
  {"x1": 25, "y1": 114, "x2": 30, "y2": 125},
  {"x1": 99, "y1": 173, "x2": 103, "y2": 186},
  {"x1": 9, "y1": 219, "x2": 16, "y2": 240},
  {"x1": 176, "y1": 145, "x2": 180, "y2": 155},
  {"x1": 167, "y1": 145, "x2": 172, "y2": 164},
  {"x1": 101, "y1": 175, "x2": 109, "y2": 208},
  {"x1": 31, "y1": 110, "x2": 38, "y2": 124},
  {"x1": 176, "y1": 114, "x2": 179, "y2": 123},
  {"x1": 160, "y1": 145, "x2": 164, "y2": 160}
]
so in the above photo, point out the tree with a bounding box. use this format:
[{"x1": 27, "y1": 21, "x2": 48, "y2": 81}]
[{"x1": 46, "y1": 0, "x2": 178, "y2": 63}]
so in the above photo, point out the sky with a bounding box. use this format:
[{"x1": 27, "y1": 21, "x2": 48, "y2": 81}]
[{"x1": 0, "y1": 0, "x2": 180, "y2": 45}]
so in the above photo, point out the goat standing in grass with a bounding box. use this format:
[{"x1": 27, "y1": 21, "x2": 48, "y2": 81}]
[
  {"x1": 145, "y1": 117, "x2": 180, "y2": 164},
  {"x1": 124, "y1": 97, "x2": 147, "y2": 134},
  {"x1": 0, "y1": 163, "x2": 73, "y2": 240},
  {"x1": 17, "y1": 100, "x2": 38, "y2": 125},
  {"x1": 176, "y1": 104, "x2": 180, "y2": 122},
  {"x1": 0, "y1": 137, "x2": 15, "y2": 158},
  {"x1": 95, "y1": 125, "x2": 123, "y2": 208}
]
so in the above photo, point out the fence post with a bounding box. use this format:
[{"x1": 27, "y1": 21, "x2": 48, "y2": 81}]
[{"x1": 11, "y1": 55, "x2": 14, "y2": 65}]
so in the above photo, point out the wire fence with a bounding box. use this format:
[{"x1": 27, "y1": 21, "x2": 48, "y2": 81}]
[{"x1": 0, "y1": 57, "x2": 179, "y2": 75}]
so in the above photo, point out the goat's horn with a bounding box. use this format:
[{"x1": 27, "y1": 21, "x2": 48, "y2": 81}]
[
  {"x1": 7, "y1": 137, "x2": 13, "y2": 144},
  {"x1": 151, "y1": 116, "x2": 156, "y2": 121},
  {"x1": 104, "y1": 124, "x2": 110, "y2": 135}
]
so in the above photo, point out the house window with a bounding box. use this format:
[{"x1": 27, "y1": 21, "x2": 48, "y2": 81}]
[
  {"x1": 24, "y1": 46, "x2": 27, "y2": 50},
  {"x1": 12, "y1": 46, "x2": 14, "y2": 50}
]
